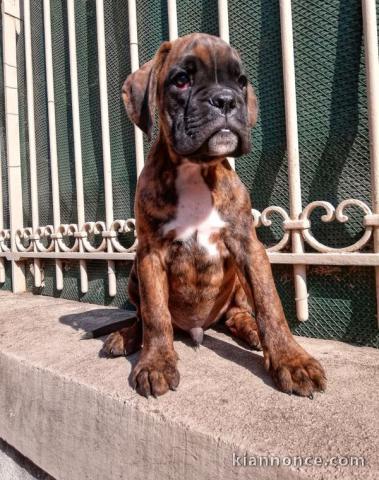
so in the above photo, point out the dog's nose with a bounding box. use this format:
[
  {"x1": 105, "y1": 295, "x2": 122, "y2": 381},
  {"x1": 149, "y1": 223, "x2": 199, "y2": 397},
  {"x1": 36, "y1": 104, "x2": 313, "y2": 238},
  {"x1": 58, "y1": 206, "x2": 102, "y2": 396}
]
[{"x1": 210, "y1": 91, "x2": 237, "y2": 114}]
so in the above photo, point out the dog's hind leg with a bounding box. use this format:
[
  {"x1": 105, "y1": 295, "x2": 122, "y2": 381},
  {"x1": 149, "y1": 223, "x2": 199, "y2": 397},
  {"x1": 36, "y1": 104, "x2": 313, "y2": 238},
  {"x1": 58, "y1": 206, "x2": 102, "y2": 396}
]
[
  {"x1": 100, "y1": 262, "x2": 143, "y2": 357},
  {"x1": 100, "y1": 320, "x2": 142, "y2": 357},
  {"x1": 225, "y1": 279, "x2": 262, "y2": 351}
]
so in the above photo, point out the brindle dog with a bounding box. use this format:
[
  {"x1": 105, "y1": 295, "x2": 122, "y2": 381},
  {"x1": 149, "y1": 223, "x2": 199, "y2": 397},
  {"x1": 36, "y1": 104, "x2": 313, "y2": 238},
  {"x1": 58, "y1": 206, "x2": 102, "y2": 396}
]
[{"x1": 101, "y1": 33, "x2": 326, "y2": 398}]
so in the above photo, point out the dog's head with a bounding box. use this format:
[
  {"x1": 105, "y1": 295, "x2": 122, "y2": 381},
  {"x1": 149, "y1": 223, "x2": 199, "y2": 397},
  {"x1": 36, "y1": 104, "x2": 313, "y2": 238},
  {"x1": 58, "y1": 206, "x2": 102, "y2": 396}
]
[{"x1": 122, "y1": 33, "x2": 258, "y2": 162}]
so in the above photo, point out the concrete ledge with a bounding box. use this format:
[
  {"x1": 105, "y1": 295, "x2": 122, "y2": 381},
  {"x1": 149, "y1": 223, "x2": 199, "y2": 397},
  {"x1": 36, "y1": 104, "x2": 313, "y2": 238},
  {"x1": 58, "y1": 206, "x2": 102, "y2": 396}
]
[{"x1": 0, "y1": 291, "x2": 378, "y2": 480}]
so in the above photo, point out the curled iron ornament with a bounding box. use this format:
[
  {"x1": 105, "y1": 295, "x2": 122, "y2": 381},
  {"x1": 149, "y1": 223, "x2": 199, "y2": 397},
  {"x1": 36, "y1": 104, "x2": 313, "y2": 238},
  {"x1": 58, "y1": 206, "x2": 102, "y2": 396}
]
[
  {"x1": 300, "y1": 199, "x2": 373, "y2": 253},
  {"x1": 252, "y1": 206, "x2": 291, "y2": 252},
  {"x1": 253, "y1": 199, "x2": 374, "y2": 253},
  {"x1": 81, "y1": 221, "x2": 107, "y2": 252},
  {"x1": 110, "y1": 219, "x2": 138, "y2": 253},
  {"x1": 11, "y1": 198, "x2": 375, "y2": 256},
  {"x1": 55, "y1": 224, "x2": 80, "y2": 252},
  {"x1": 15, "y1": 227, "x2": 34, "y2": 252},
  {"x1": 0, "y1": 229, "x2": 10, "y2": 252},
  {"x1": 35, "y1": 225, "x2": 55, "y2": 252}
]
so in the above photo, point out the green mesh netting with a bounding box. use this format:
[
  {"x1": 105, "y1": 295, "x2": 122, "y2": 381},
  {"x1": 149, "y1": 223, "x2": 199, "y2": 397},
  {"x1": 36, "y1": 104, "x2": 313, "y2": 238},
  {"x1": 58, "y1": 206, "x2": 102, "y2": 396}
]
[
  {"x1": 0, "y1": 21, "x2": 8, "y2": 230},
  {"x1": 227, "y1": 0, "x2": 377, "y2": 347},
  {"x1": 0, "y1": 19, "x2": 11, "y2": 292},
  {"x1": 1, "y1": 0, "x2": 378, "y2": 346}
]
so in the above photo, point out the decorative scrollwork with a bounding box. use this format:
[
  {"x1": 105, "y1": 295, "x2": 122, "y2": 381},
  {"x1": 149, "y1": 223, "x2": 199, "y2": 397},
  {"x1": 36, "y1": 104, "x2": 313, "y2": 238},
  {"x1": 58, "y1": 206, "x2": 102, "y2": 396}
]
[
  {"x1": 109, "y1": 219, "x2": 138, "y2": 253},
  {"x1": 9, "y1": 220, "x2": 137, "y2": 255},
  {"x1": 253, "y1": 198, "x2": 374, "y2": 253},
  {"x1": 7, "y1": 199, "x2": 376, "y2": 257},
  {"x1": 252, "y1": 206, "x2": 291, "y2": 252},
  {"x1": 81, "y1": 221, "x2": 107, "y2": 252},
  {"x1": 300, "y1": 199, "x2": 373, "y2": 252},
  {"x1": 15, "y1": 227, "x2": 34, "y2": 252},
  {"x1": 35, "y1": 225, "x2": 55, "y2": 252},
  {"x1": 0, "y1": 229, "x2": 10, "y2": 252},
  {"x1": 55, "y1": 224, "x2": 79, "y2": 252}
]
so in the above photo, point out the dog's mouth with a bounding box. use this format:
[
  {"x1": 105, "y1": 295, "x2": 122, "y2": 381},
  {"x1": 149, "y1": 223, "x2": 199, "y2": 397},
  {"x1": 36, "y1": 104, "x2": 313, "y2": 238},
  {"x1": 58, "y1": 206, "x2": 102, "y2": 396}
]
[
  {"x1": 172, "y1": 113, "x2": 250, "y2": 160},
  {"x1": 207, "y1": 128, "x2": 239, "y2": 157}
]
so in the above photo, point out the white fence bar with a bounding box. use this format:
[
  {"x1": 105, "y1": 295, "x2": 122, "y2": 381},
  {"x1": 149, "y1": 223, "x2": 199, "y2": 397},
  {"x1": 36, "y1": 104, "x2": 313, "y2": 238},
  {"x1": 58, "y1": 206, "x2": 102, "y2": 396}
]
[
  {"x1": 279, "y1": 0, "x2": 308, "y2": 321},
  {"x1": 43, "y1": 0, "x2": 64, "y2": 291},
  {"x1": 67, "y1": 0, "x2": 88, "y2": 294},
  {"x1": 0, "y1": 94, "x2": 4, "y2": 283},
  {"x1": 128, "y1": 0, "x2": 145, "y2": 177},
  {"x1": 24, "y1": 0, "x2": 42, "y2": 288},
  {"x1": 2, "y1": 0, "x2": 26, "y2": 293},
  {"x1": 0, "y1": 46, "x2": 3, "y2": 283},
  {"x1": 7, "y1": 251, "x2": 379, "y2": 267},
  {"x1": 217, "y1": 0, "x2": 235, "y2": 171},
  {"x1": 167, "y1": 0, "x2": 178, "y2": 41},
  {"x1": 362, "y1": 0, "x2": 379, "y2": 326},
  {"x1": 96, "y1": 0, "x2": 117, "y2": 297},
  {"x1": 218, "y1": 0, "x2": 230, "y2": 43}
]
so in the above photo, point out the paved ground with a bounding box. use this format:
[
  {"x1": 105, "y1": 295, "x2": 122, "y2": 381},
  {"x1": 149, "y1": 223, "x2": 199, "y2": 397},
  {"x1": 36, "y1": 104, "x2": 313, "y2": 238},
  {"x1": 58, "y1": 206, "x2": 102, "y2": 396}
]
[
  {"x1": 0, "y1": 290, "x2": 378, "y2": 480},
  {"x1": 0, "y1": 438, "x2": 54, "y2": 480}
]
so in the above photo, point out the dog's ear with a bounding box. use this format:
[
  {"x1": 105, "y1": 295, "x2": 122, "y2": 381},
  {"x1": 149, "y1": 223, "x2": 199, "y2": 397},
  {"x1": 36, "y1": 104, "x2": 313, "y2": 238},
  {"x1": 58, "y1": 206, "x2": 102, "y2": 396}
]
[
  {"x1": 122, "y1": 42, "x2": 171, "y2": 139},
  {"x1": 246, "y1": 83, "x2": 259, "y2": 128}
]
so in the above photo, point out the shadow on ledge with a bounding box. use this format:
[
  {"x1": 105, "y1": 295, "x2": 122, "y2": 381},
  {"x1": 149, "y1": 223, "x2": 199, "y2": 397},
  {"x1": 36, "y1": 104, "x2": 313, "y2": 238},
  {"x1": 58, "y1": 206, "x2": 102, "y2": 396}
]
[{"x1": 59, "y1": 308, "x2": 275, "y2": 392}]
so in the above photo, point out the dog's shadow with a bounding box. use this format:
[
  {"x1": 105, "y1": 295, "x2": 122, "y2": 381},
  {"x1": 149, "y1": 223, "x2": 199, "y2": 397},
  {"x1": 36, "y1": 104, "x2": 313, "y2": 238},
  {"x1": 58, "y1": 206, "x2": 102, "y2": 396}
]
[
  {"x1": 201, "y1": 327, "x2": 274, "y2": 389},
  {"x1": 59, "y1": 308, "x2": 275, "y2": 391}
]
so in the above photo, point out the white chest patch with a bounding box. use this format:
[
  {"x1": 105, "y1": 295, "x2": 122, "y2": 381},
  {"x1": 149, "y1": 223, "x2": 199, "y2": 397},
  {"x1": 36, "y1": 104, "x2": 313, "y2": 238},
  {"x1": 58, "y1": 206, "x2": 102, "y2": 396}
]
[{"x1": 162, "y1": 162, "x2": 226, "y2": 256}]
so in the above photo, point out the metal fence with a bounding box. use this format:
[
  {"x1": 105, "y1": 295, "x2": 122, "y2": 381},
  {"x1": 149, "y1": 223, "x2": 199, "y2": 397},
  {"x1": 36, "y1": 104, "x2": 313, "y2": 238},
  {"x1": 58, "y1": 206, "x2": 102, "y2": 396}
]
[{"x1": 0, "y1": 0, "x2": 378, "y2": 330}]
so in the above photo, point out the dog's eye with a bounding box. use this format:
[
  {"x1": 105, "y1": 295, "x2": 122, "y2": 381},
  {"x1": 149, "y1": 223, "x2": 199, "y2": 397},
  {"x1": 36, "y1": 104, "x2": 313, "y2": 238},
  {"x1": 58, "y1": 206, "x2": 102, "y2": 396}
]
[
  {"x1": 173, "y1": 72, "x2": 190, "y2": 89},
  {"x1": 238, "y1": 75, "x2": 247, "y2": 89}
]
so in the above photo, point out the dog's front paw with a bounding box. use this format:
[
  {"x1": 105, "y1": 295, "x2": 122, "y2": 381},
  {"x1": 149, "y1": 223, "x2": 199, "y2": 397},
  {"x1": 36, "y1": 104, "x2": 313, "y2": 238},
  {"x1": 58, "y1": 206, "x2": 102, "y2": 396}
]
[
  {"x1": 132, "y1": 351, "x2": 180, "y2": 398},
  {"x1": 267, "y1": 346, "x2": 326, "y2": 397}
]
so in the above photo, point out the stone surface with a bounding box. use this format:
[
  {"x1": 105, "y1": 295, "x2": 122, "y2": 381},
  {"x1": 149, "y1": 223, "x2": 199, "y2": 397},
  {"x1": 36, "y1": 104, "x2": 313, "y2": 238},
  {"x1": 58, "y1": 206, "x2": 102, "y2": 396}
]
[{"x1": 0, "y1": 291, "x2": 378, "y2": 480}]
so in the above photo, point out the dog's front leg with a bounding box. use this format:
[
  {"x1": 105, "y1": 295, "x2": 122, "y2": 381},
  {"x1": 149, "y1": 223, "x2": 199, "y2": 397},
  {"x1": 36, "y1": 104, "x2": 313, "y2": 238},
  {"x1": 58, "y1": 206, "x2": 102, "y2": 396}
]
[
  {"x1": 225, "y1": 227, "x2": 326, "y2": 397},
  {"x1": 132, "y1": 250, "x2": 179, "y2": 398}
]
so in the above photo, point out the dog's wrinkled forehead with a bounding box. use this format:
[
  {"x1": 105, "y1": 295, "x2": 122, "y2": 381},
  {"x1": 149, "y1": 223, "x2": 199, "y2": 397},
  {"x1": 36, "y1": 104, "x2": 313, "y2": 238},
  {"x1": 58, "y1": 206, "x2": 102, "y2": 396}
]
[{"x1": 160, "y1": 34, "x2": 243, "y2": 85}]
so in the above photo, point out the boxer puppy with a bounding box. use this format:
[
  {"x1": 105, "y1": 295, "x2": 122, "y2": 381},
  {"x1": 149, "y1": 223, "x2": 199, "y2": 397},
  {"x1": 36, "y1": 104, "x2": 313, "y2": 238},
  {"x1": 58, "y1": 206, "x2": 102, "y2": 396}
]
[{"x1": 102, "y1": 33, "x2": 326, "y2": 398}]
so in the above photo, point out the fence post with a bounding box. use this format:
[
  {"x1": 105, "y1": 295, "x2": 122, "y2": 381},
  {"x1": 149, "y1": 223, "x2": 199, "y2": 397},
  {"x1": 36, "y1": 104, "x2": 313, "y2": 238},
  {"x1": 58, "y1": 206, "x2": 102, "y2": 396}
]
[
  {"x1": 217, "y1": 0, "x2": 235, "y2": 170},
  {"x1": 24, "y1": 0, "x2": 42, "y2": 288},
  {"x1": 167, "y1": 0, "x2": 178, "y2": 41},
  {"x1": 362, "y1": 0, "x2": 379, "y2": 327},
  {"x1": 128, "y1": 0, "x2": 145, "y2": 177},
  {"x1": 2, "y1": 0, "x2": 26, "y2": 293},
  {"x1": 0, "y1": 52, "x2": 4, "y2": 283},
  {"x1": 218, "y1": 0, "x2": 230, "y2": 43},
  {"x1": 67, "y1": 0, "x2": 88, "y2": 294},
  {"x1": 96, "y1": 0, "x2": 117, "y2": 297},
  {"x1": 279, "y1": 0, "x2": 309, "y2": 321},
  {"x1": 43, "y1": 0, "x2": 64, "y2": 292}
]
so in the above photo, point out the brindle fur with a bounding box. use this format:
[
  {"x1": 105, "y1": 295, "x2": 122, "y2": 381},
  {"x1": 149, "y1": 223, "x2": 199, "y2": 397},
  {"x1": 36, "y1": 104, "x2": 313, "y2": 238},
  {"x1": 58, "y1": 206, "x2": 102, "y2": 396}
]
[{"x1": 102, "y1": 33, "x2": 326, "y2": 398}]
